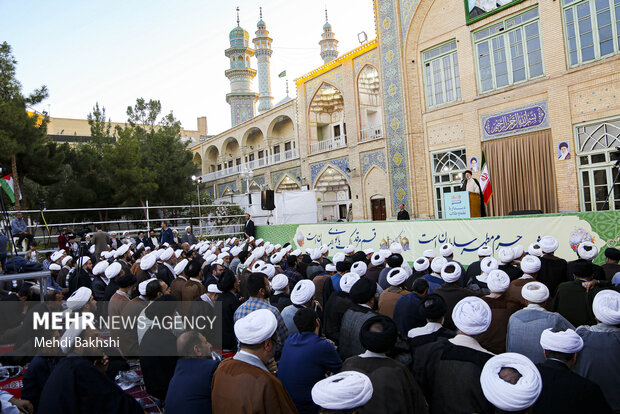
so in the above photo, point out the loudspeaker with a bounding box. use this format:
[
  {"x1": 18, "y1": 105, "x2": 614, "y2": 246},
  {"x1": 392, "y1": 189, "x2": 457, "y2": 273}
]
[
  {"x1": 508, "y1": 209, "x2": 543, "y2": 216},
  {"x1": 261, "y1": 190, "x2": 275, "y2": 210}
]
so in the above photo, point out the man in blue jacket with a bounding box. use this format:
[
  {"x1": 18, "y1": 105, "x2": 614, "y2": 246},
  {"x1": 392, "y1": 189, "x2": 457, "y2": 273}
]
[{"x1": 159, "y1": 221, "x2": 174, "y2": 246}]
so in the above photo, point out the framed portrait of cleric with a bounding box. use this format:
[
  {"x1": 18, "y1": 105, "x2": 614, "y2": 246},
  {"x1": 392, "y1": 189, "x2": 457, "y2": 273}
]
[
  {"x1": 558, "y1": 141, "x2": 571, "y2": 161},
  {"x1": 469, "y1": 156, "x2": 480, "y2": 172},
  {"x1": 464, "y1": 0, "x2": 526, "y2": 25}
]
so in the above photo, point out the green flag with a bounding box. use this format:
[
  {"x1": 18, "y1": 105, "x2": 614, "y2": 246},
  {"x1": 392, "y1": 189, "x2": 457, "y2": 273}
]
[
  {"x1": 278, "y1": 70, "x2": 286, "y2": 78},
  {"x1": 1, "y1": 174, "x2": 16, "y2": 203}
]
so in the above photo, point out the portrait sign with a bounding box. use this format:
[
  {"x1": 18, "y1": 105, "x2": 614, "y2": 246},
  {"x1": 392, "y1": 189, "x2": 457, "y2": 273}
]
[
  {"x1": 558, "y1": 141, "x2": 571, "y2": 161},
  {"x1": 465, "y1": 0, "x2": 525, "y2": 25},
  {"x1": 469, "y1": 156, "x2": 480, "y2": 172}
]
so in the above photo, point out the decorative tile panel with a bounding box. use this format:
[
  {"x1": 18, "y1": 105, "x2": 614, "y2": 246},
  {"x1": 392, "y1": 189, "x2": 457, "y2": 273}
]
[
  {"x1": 241, "y1": 175, "x2": 265, "y2": 193},
  {"x1": 360, "y1": 150, "x2": 387, "y2": 177},
  {"x1": 304, "y1": 68, "x2": 344, "y2": 109},
  {"x1": 481, "y1": 101, "x2": 550, "y2": 140},
  {"x1": 353, "y1": 49, "x2": 380, "y2": 78},
  {"x1": 271, "y1": 167, "x2": 302, "y2": 190},
  {"x1": 310, "y1": 157, "x2": 350, "y2": 186},
  {"x1": 217, "y1": 181, "x2": 238, "y2": 197}
]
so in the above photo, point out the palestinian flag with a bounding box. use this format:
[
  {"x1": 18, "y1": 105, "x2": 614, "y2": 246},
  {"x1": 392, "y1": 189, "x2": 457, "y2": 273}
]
[
  {"x1": 1, "y1": 174, "x2": 15, "y2": 203},
  {"x1": 480, "y1": 152, "x2": 492, "y2": 205},
  {"x1": 278, "y1": 70, "x2": 286, "y2": 78}
]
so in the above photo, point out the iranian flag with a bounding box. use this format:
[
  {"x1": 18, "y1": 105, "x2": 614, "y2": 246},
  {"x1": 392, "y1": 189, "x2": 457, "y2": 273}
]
[
  {"x1": 1, "y1": 174, "x2": 16, "y2": 203},
  {"x1": 479, "y1": 152, "x2": 492, "y2": 205}
]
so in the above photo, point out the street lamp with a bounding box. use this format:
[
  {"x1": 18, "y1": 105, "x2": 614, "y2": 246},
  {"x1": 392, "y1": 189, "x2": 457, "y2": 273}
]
[
  {"x1": 240, "y1": 168, "x2": 254, "y2": 195},
  {"x1": 191, "y1": 175, "x2": 203, "y2": 236}
]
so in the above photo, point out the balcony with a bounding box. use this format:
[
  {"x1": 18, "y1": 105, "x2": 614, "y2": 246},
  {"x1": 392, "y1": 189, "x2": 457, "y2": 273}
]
[
  {"x1": 309, "y1": 135, "x2": 347, "y2": 154},
  {"x1": 201, "y1": 148, "x2": 299, "y2": 182},
  {"x1": 360, "y1": 125, "x2": 383, "y2": 142}
]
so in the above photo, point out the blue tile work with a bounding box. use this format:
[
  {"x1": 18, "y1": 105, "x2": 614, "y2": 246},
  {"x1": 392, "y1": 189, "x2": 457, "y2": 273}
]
[
  {"x1": 481, "y1": 101, "x2": 550, "y2": 140},
  {"x1": 241, "y1": 175, "x2": 265, "y2": 193},
  {"x1": 271, "y1": 167, "x2": 302, "y2": 190},
  {"x1": 217, "y1": 181, "x2": 238, "y2": 197},
  {"x1": 353, "y1": 49, "x2": 380, "y2": 78},
  {"x1": 304, "y1": 68, "x2": 344, "y2": 110},
  {"x1": 310, "y1": 157, "x2": 350, "y2": 186},
  {"x1": 376, "y1": 0, "x2": 412, "y2": 213},
  {"x1": 205, "y1": 185, "x2": 215, "y2": 199},
  {"x1": 399, "y1": 0, "x2": 419, "y2": 51},
  {"x1": 360, "y1": 150, "x2": 387, "y2": 178}
]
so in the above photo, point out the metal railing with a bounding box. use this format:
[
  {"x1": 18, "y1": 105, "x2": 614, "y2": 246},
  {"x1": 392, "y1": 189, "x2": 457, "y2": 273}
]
[
  {"x1": 201, "y1": 148, "x2": 299, "y2": 182},
  {"x1": 360, "y1": 125, "x2": 383, "y2": 142},
  {"x1": 309, "y1": 135, "x2": 347, "y2": 154},
  {"x1": 0, "y1": 271, "x2": 51, "y2": 302}
]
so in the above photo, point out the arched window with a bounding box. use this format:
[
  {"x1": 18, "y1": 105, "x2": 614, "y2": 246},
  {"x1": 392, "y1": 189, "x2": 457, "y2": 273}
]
[
  {"x1": 431, "y1": 148, "x2": 467, "y2": 218},
  {"x1": 357, "y1": 65, "x2": 383, "y2": 142}
]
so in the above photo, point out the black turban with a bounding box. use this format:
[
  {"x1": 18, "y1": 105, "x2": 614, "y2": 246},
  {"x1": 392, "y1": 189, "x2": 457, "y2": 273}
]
[
  {"x1": 217, "y1": 269, "x2": 236, "y2": 292},
  {"x1": 351, "y1": 251, "x2": 368, "y2": 265},
  {"x1": 604, "y1": 247, "x2": 620, "y2": 261},
  {"x1": 116, "y1": 274, "x2": 137, "y2": 288},
  {"x1": 359, "y1": 314, "x2": 397, "y2": 353},
  {"x1": 386, "y1": 254, "x2": 404, "y2": 268},
  {"x1": 336, "y1": 260, "x2": 352, "y2": 273},
  {"x1": 419, "y1": 293, "x2": 447, "y2": 320},
  {"x1": 349, "y1": 277, "x2": 377, "y2": 304},
  {"x1": 185, "y1": 260, "x2": 201, "y2": 279}
]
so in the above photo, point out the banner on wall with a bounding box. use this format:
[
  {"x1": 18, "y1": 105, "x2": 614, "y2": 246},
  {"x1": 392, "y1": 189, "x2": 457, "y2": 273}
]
[{"x1": 293, "y1": 215, "x2": 608, "y2": 265}]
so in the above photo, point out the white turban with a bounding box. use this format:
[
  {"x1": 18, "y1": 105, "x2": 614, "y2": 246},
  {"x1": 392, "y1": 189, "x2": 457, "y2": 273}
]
[
  {"x1": 325, "y1": 264, "x2": 336, "y2": 272},
  {"x1": 105, "y1": 262, "x2": 122, "y2": 279},
  {"x1": 539, "y1": 236, "x2": 558, "y2": 254},
  {"x1": 174, "y1": 249, "x2": 183, "y2": 259},
  {"x1": 105, "y1": 250, "x2": 116, "y2": 259},
  {"x1": 115, "y1": 244, "x2": 130, "y2": 258},
  {"x1": 270, "y1": 252, "x2": 284, "y2": 265},
  {"x1": 251, "y1": 260, "x2": 265, "y2": 272},
  {"x1": 344, "y1": 245, "x2": 355, "y2": 254},
  {"x1": 389, "y1": 242, "x2": 403, "y2": 254},
  {"x1": 441, "y1": 262, "x2": 461, "y2": 283},
  {"x1": 340, "y1": 272, "x2": 360, "y2": 293},
  {"x1": 255, "y1": 238, "x2": 264, "y2": 246},
  {"x1": 379, "y1": 249, "x2": 392, "y2": 259},
  {"x1": 480, "y1": 257, "x2": 499, "y2": 278},
  {"x1": 270, "y1": 274, "x2": 289, "y2": 291},
  {"x1": 234, "y1": 309, "x2": 278, "y2": 345},
  {"x1": 387, "y1": 268, "x2": 408, "y2": 286},
  {"x1": 513, "y1": 244, "x2": 524, "y2": 259},
  {"x1": 258, "y1": 263, "x2": 276, "y2": 279},
  {"x1": 160, "y1": 247, "x2": 174, "y2": 261},
  {"x1": 521, "y1": 282, "x2": 549, "y2": 303},
  {"x1": 66, "y1": 287, "x2": 92, "y2": 311},
  {"x1": 60, "y1": 317, "x2": 86, "y2": 354},
  {"x1": 290, "y1": 249, "x2": 302, "y2": 257},
  {"x1": 414, "y1": 257, "x2": 430, "y2": 272},
  {"x1": 51, "y1": 251, "x2": 63, "y2": 262},
  {"x1": 174, "y1": 259, "x2": 188, "y2": 276},
  {"x1": 62, "y1": 256, "x2": 73, "y2": 266},
  {"x1": 207, "y1": 284, "x2": 222, "y2": 294},
  {"x1": 520, "y1": 255, "x2": 541, "y2": 274},
  {"x1": 371, "y1": 253, "x2": 385, "y2": 267},
  {"x1": 430, "y1": 257, "x2": 448, "y2": 274},
  {"x1": 478, "y1": 245, "x2": 493, "y2": 257},
  {"x1": 310, "y1": 249, "x2": 322, "y2": 261},
  {"x1": 204, "y1": 254, "x2": 217, "y2": 265},
  {"x1": 351, "y1": 261, "x2": 367, "y2": 277},
  {"x1": 320, "y1": 245, "x2": 329, "y2": 255},
  {"x1": 498, "y1": 247, "x2": 514, "y2": 264},
  {"x1": 480, "y1": 352, "x2": 542, "y2": 412},
  {"x1": 199, "y1": 244, "x2": 209, "y2": 255},
  {"x1": 487, "y1": 270, "x2": 510, "y2": 293},
  {"x1": 254, "y1": 246, "x2": 266, "y2": 259},
  {"x1": 423, "y1": 249, "x2": 436, "y2": 259},
  {"x1": 291, "y1": 280, "x2": 316, "y2": 305},
  {"x1": 311, "y1": 371, "x2": 373, "y2": 410},
  {"x1": 592, "y1": 290, "x2": 620, "y2": 326},
  {"x1": 231, "y1": 246, "x2": 242, "y2": 257},
  {"x1": 138, "y1": 278, "x2": 157, "y2": 296},
  {"x1": 539, "y1": 328, "x2": 583, "y2": 353},
  {"x1": 333, "y1": 253, "x2": 346, "y2": 265},
  {"x1": 49, "y1": 263, "x2": 62, "y2": 271},
  {"x1": 140, "y1": 253, "x2": 157, "y2": 271},
  {"x1": 77, "y1": 256, "x2": 91, "y2": 267},
  {"x1": 452, "y1": 296, "x2": 492, "y2": 336},
  {"x1": 248, "y1": 236, "x2": 255, "y2": 243},
  {"x1": 578, "y1": 242, "x2": 598, "y2": 260},
  {"x1": 136, "y1": 242, "x2": 145, "y2": 251},
  {"x1": 612, "y1": 272, "x2": 620, "y2": 287},
  {"x1": 440, "y1": 243, "x2": 454, "y2": 257},
  {"x1": 265, "y1": 245, "x2": 275, "y2": 255},
  {"x1": 363, "y1": 248, "x2": 374, "y2": 255},
  {"x1": 92, "y1": 261, "x2": 109, "y2": 276},
  {"x1": 528, "y1": 243, "x2": 543, "y2": 257}
]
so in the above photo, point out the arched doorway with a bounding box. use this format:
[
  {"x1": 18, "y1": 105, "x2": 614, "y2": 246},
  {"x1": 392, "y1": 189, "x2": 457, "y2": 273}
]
[
  {"x1": 315, "y1": 166, "x2": 351, "y2": 221},
  {"x1": 370, "y1": 196, "x2": 386, "y2": 221},
  {"x1": 308, "y1": 83, "x2": 346, "y2": 154}
]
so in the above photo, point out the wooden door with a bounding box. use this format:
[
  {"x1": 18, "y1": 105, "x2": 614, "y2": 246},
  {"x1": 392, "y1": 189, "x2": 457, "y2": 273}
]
[{"x1": 371, "y1": 198, "x2": 386, "y2": 221}]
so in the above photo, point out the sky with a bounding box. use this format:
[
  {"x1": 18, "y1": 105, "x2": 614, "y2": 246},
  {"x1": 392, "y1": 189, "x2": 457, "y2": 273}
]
[{"x1": 0, "y1": 0, "x2": 376, "y2": 135}]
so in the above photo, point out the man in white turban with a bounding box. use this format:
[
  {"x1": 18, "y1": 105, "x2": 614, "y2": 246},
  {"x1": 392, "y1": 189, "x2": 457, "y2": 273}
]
[
  {"x1": 280, "y1": 280, "x2": 316, "y2": 334},
  {"x1": 423, "y1": 256, "x2": 447, "y2": 294},
  {"x1": 498, "y1": 247, "x2": 523, "y2": 281},
  {"x1": 463, "y1": 245, "x2": 493, "y2": 288},
  {"x1": 537, "y1": 235, "x2": 568, "y2": 296},
  {"x1": 534, "y1": 328, "x2": 612, "y2": 413},
  {"x1": 506, "y1": 282, "x2": 574, "y2": 364},
  {"x1": 378, "y1": 268, "x2": 410, "y2": 319},
  {"x1": 567, "y1": 241, "x2": 606, "y2": 281},
  {"x1": 574, "y1": 290, "x2": 620, "y2": 412},
  {"x1": 440, "y1": 243, "x2": 467, "y2": 287},
  {"x1": 212, "y1": 309, "x2": 297, "y2": 413},
  {"x1": 312, "y1": 371, "x2": 373, "y2": 412},
  {"x1": 433, "y1": 262, "x2": 482, "y2": 332},
  {"x1": 467, "y1": 257, "x2": 499, "y2": 295},
  {"x1": 506, "y1": 255, "x2": 541, "y2": 306},
  {"x1": 366, "y1": 252, "x2": 386, "y2": 286},
  {"x1": 306, "y1": 249, "x2": 325, "y2": 280},
  {"x1": 269, "y1": 274, "x2": 292, "y2": 312},
  {"x1": 477, "y1": 270, "x2": 515, "y2": 354}
]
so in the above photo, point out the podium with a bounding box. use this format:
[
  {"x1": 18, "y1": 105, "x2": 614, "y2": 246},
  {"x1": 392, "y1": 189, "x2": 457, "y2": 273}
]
[{"x1": 469, "y1": 193, "x2": 481, "y2": 217}]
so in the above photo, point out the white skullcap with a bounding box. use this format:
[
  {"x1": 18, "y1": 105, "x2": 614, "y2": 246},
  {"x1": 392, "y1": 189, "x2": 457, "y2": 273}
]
[
  {"x1": 387, "y1": 268, "x2": 408, "y2": 286},
  {"x1": 254, "y1": 246, "x2": 266, "y2": 259},
  {"x1": 452, "y1": 296, "x2": 492, "y2": 336},
  {"x1": 351, "y1": 261, "x2": 367, "y2": 277},
  {"x1": 340, "y1": 272, "x2": 360, "y2": 293},
  {"x1": 174, "y1": 249, "x2": 183, "y2": 259},
  {"x1": 162, "y1": 242, "x2": 170, "y2": 248},
  {"x1": 481, "y1": 257, "x2": 499, "y2": 274},
  {"x1": 160, "y1": 247, "x2": 174, "y2": 261},
  {"x1": 478, "y1": 245, "x2": 493, "y2": 257},
  {"x1": 539, "y1": 328, "x2": 583, "y2": 353},
  {"x1": 431, "y1": 257, "x2": 448, "y2": 274},
  {"x1": 89, "y1": 245, "x2": 96, "y2": 255},
  {"x1": 217, "y1": 252, "x2": 229, "y2": 260},
  {"x1": 234, "y1": 309, "x2": 278, "y2": 345},
  {"x1": 528, "y1": 243, "x2": 543, "y2": 257},
  {"x1": 520, "y1": 255, "x2": 541, "y2": 274},
  {"x1": 441, "y1": 261, "x2": 461, "y2": 283},
  {"x1": 290, "y1": 249, "x2": 301, "y2": 257},
  {"x1": 51, "y1": 251, "x2": 63, "y2": 262},
  {"x1": 498, "y1": 247, "x2": 514, "y2": 264},
  {"x1": 480, "y1": 353, "x2": 542, "y2": 412},
  {"x1": 105, "y1": 262, "x2": 122, "y2": 279},
  {"x1": 389, "y1": 242, "x2": 403, "y2": 254},
  {"x1": 66, "y1": 287, "x2": 92, "y2": 311},
  {"x1": 213, "y1": 259, "x2": 224, "y2": 266},
  {"x1": 248, "y1": 236, "x2": 255, "y2": 242},
  {"x1": 222, "y1": 246, "x2": 231, "y2": 253},
  {"x1": 291, "y1": 280, "x2": 316, "y2": 305},
  {"x1": 344, "y1": 245, "x2": 355, "y2": 254},
  {"x1": 320, "y1": 245, "x2": 329, "y2": 255},
  {"x1": 61, "y1": 256, "x2": 73, "y2": 266},
  {"x1": 312, "y1": 371, "x2": 373, "y2": 410},
  {"x1": 363, "y1": 248, "x2": 374, "y2": 255},
  {"x1": 255, "y1": 238, "x2": 264, "y2": 246},
  {"x1": 371, "y1": 253, "x2": 384, "y2": 267},
  {"x1": 440, "y1": 243, "x2": 454, "y2": 257},
  {"x1": 174, "y1": 259, "x2": 188, "y2": 276},
  {"x1": 310, "y1": 249, "x2": 322, "y2": 261},
  {"x1": 251, "y1": 260, "x2": 265, "y2": 272},
  {"x1": 414, "y1": 257, "x2": 430, "y2": 272},
  {"x1": 325, "y1": 263, "x2": 337, "y2": 272},
  {"x1": 207, "y1": 284, "x2": 222, "y2": 294},
  {"x1": 513, "y1": 245, "x2": 524, "y2": 259},
  {"x1": 270, "y1": 251, "x2": 284, "y2": 265},
  {"x1": 258, "y1": 263, "x2": 276, "y2": 279},
  {"x1": 140, "y1": 253, "x2": 157, "y2": 271},
  {"x1": 332, "y1": 253, "x2": 346, "y2": 265},
  {"x1": 539, "y1": 236, "x2": 559, "y2": 254},
  {"x1": 521, "y1": 282, "x2": 549, "y2": 303},
  {"x1": 115, "y1": 244, "x2": 130, "y2": 258},
  {"x1": 578, "y1": 242, "x2": 598, "y2": 260},
  {"x1": 231, "y1": 246, "x2": 242, "y2": 257},
  {"x1": 77, "y1": 256, "x2": 91, "y2": 267},
  {"x1": 270, "y1": 274, "x2": 289, "y2": 291},
  {"x1": 138, "y1": 278, "x2": 157, "y2": 296},
  {"x1": 487, "y1": 270, "x2": 510, "y2": 293},
  {"x1": 49, "y1": 263, "x2": 61, "y2": 271},
  {"x1": 592, "y1": 290, "x2": 620, "y2": 326},
  {"x1": 204, "y1": 254, "x2": 217, "y2": 265},
  {"x1": 423, "y1": 249, "x2": 436, "y2": 259},
  {"x1": 92, "y1": 261, "x2": 109, "y2": 276}
]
